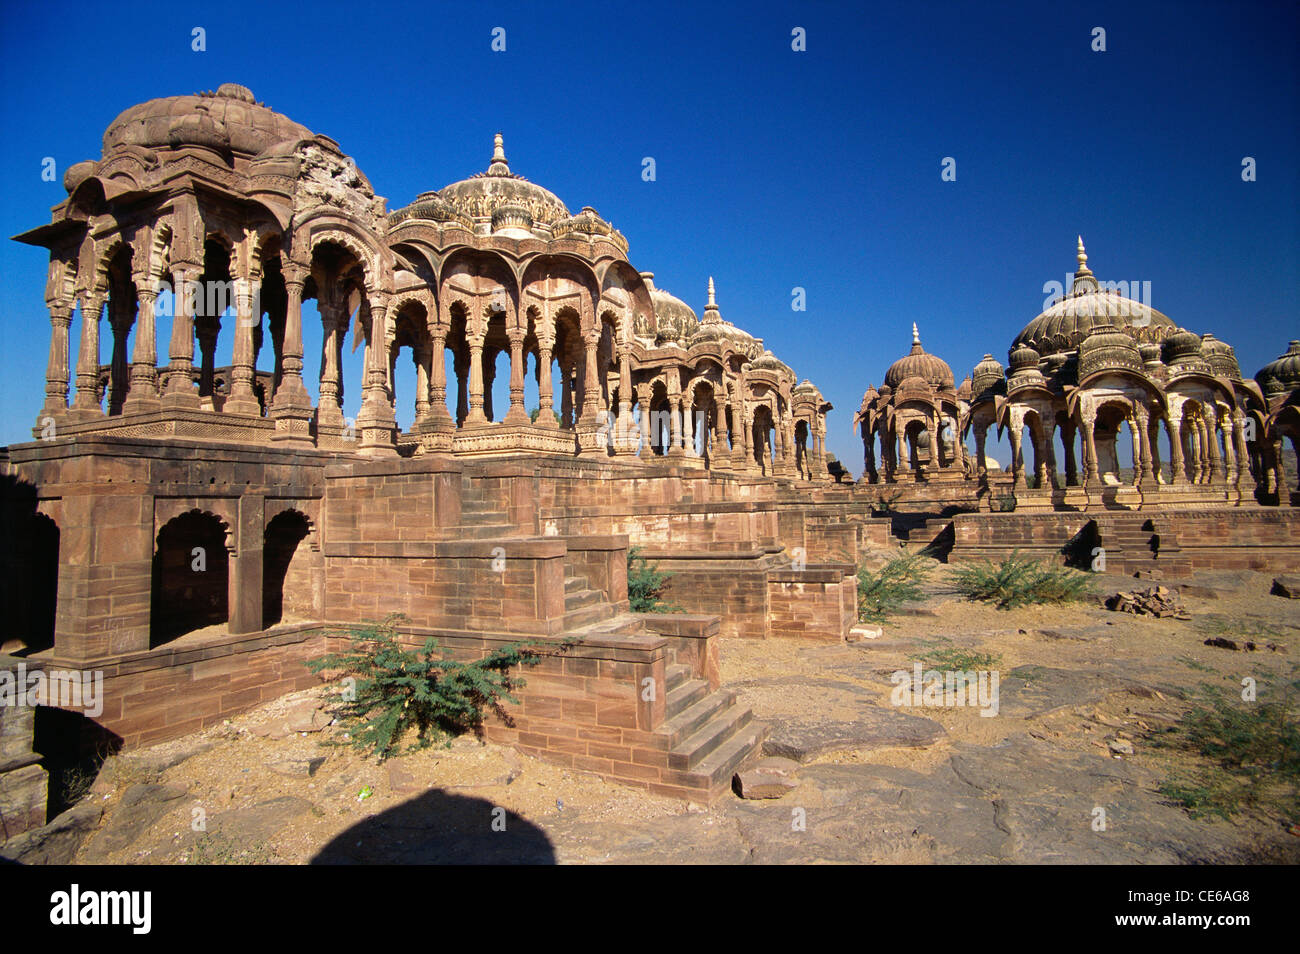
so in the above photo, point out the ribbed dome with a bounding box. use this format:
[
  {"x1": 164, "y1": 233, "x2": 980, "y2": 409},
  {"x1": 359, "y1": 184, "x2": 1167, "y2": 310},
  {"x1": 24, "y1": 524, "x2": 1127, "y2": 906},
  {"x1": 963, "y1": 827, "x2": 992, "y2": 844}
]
[
  {"x1": 102, "y1": 84, "x2": 313, "y2": 157},
  {"x1": 686, "y1": 278, "x2": 762, "y2": 359},
  {"x1": 748, "y1": 349, "x2": 793, "y2": 376},
  {"x1": 884, "y1": 324, "x2": 954, "y2": 390},
  {"x1": 1014, "y1": 238, "x2": 1175, "y2": 357},
  {"x1": 638, "y1": 273, "x2": 698, "y2": 344},
  {"x1": 437, "y1": 134, "x2": 569, "y2": 226},
  {"x1": 971, "y1": 353, "x2": 1005, "y2": 403},
  {"x1": 1163, "y1": 328, "x2": 1211, "y2": 377},
  {"x1": 1077, "y1": 324, "x2": 1144, "y2": 379},
  {"x1": 1256, "y1": 340, "x2": 1300, "y2": 398},
  {"x1": 1200, "y1": 334, "x2": 1242, "y2": 380}
]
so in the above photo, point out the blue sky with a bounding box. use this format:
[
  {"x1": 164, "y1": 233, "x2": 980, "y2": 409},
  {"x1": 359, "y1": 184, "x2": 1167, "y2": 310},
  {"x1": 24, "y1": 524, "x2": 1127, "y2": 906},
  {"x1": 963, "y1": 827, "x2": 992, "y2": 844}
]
[{"x1": 1, "y1": 0, "x2": 1296, "y2": 467}]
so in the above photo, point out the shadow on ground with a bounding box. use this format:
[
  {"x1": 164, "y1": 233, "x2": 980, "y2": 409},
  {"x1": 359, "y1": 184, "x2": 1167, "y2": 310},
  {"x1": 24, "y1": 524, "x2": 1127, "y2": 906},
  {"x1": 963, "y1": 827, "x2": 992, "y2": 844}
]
[{"x1": 311, "y1": 788, "x2": 555, "y2": 864}]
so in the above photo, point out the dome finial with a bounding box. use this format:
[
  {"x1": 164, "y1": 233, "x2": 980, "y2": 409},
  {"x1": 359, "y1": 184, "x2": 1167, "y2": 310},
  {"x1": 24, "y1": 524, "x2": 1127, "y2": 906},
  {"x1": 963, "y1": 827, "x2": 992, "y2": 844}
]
[
  {"x1": 1076, "y1": 235, "x2": 1088, "y2": 270},
  {"x1": 488, "y1": 133, "x2": 510, "y2": 175},
  {"x1": 912, "y1": 322, "x2": 920, "y2": 345},
  {"x1": 707, "y1": 276, "x2": 716, "y2": 308}
]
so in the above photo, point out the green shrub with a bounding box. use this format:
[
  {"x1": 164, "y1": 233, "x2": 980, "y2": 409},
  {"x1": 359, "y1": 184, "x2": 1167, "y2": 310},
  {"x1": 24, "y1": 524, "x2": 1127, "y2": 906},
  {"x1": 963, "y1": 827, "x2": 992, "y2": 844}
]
[
  {"x1": 949, "y1": 551, "x2": 1093, "y2": 609},
  {"x1": 628, "y1": 545, "x2": 680, "y2": 613},
  {"x1": 857, "y1": 553, "x2": 931, "y2": 621},
  {"x1": 1156, "y1": 677, "x2": 1300, "y2": 823},
  {"x1": 307, "y1": 613, "x2": 559, "y2": 760}
]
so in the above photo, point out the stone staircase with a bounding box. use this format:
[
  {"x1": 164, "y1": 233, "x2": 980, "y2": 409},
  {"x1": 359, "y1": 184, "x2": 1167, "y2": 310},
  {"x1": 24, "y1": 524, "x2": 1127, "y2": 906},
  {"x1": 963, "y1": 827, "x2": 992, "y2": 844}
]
[
  {"x1": 1106, "y1": 514, "x2": 1191, "y2": 576},
  {"x1": 658, "y1": 662, "x2": 765, "y2": 795}
]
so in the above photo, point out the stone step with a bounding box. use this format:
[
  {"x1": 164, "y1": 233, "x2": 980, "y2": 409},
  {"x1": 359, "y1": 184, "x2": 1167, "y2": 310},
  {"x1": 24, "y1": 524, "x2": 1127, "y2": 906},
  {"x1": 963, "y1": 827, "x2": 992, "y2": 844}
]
[
  {"x1": 656, "y1": 689, "x2": 735, "y2": 749},
  {"x1": 564, "y1": 576, "x2": 587, "y2": 594},
  {"x1": 561, "y1": 601, "x2": 617, "y2": 631},
  {"x1": 669, "y1": 703, "x2": 753, "y2": 771},
  {"x1": 569, "y1": 614, "x2": 648, "y2": 639},
  {"x1": 688, "y1": 721, "x2": 767, "y2": 792},
  {"x1": 448, "y1": 523, "x2": 517, "y2": 540},
  {"x1": 665, "y1": 677, "x2": 710, "y2": 719},
  {"x1": 664, "y1": 663, "x2": 691, "y2": 694},
  {"x1": 564, "y1": 588, "x2": 602, "y2": 611}
]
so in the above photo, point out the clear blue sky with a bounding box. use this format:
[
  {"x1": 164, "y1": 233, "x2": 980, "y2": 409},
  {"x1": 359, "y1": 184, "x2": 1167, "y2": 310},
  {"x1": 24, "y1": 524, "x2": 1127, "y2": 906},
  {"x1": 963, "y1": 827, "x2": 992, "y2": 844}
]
[{"x1": 1, "y1": 0, "x2": 1296, "y2": 467}]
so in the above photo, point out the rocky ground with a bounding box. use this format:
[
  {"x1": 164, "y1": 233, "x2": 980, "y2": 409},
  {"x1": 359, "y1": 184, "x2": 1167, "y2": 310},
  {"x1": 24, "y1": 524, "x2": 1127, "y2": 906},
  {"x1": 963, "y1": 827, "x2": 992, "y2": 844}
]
[{"x1": 6, "y1": 566, "x2": 1299, "y2": 865}]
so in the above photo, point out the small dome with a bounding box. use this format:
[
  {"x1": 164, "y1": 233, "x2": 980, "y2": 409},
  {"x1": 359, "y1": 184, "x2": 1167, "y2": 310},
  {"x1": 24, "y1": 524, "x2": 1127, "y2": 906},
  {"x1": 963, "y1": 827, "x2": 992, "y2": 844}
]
[
  {"x1": 1077, "y1": 323, "x2": 1144, "y2": 379},
  {"x1": 102, "y1": 85, "x2": 313, "y2": 157},
  {"x1": 686, "y1": 277, "x2": 762, "y2": 358},
  {"x1": 1200, "y1": 334, "x2": 1242, "y2": 380},
  {"x1": 437, "y1": 134, "x2": 570, "y2": 227},
  {"x1": 748, "y1": 349, "x2": 793, "y2": 377},
  {"x1": 883, "y1": 324, "x2": 954, "y2": 390},
  {"x1": 649, "y1": 285, "x2": 698, "y2": 345},
  {"x1": 63, "y1": 160, "x2": 96, "y2": 194},
  {"x1": 1256, "y1": 340, "x2": 1300, "y2": 398},
  {"x1": 971, "y1": 353, "x2": 1005, "y2": 404}
]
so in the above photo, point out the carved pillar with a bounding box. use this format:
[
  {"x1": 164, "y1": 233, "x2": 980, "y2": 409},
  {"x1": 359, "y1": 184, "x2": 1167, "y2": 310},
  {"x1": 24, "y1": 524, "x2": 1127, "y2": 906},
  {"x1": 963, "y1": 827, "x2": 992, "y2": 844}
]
[
  {"x1": 163, "y1": 266, "x2": 200, "y2": 407},
  {"x1": 414, "y1": 347, "x2": 431, "y2": 423},
  {"x1": 72, "y1": 293, "x2": 105, "y2": 415},
  {"x1": 1203, "y1": 406, "x2": 1223, "y2": 484},
  {"x1": 636, "y1": 382, "x2": 652, "y2": 456},
  {"x1": 713, "y1": 392, "x2": 731, "y2": 470},
  {"x1": 42, "y1": 302, "x2": 73, "y2": 419},
  {"x1": 1009, "y1": 420, "x2": 1026, "y2": 490},
  {"x1": 974, "y1": 422, "x2": 988, "y2": 483},
  {"x1": 616, "y1": 347, "x2": 634, "y2": 453},
  {"x1": 668, "y1": 394, "x2": 684, "y2": 458},
  {"x1": 1222, "y1": 414, "x2": 1239, "y2": 494},
  {"x1": 317, "y1": 303, "x2": 344, "y2": 428},
  {"x1": 119, "y1": 275, "x2": 159, "y2": 413},
  {"x1": 506, "y1": 331, "x2": 528, "y2": 424},
  {"x1": 1232, "y1": 410, "x2": 1250, "y2": 494},
  {"x1": 466, "y1": 319, "x2": 487, "y2": 424},
  {"x1": 1135, "y1": 407, "x2": 1154, "y2": 487},
  {"x1": 1081, "y1": 412, "x2": 1100, "y2": 487},
  {"x1": 580, "y1": 332, "x2": 600, "y2": 426},
  {"x1": 537, "y1": 336, "x2": 556, "y2": 427},
  {"x1": 1167, "y1": 415, "x2": 1186, "y2": 485},
  {"x1": 224, "y1": 277, "x2": 260, "y2": 416},
  {"x1": 357, "y1": 296, "x2": 397, "y2": 455},
  {"x1": 429, "y1": 327, "x2": 452, "y2": 424},
  {"x1": 270, "y1": 265, "x2": 312, "y2": 446}
]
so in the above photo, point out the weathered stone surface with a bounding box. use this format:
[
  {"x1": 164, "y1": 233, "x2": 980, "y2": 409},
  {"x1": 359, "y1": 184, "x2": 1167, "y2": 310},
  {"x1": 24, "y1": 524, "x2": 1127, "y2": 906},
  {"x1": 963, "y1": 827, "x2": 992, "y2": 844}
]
[
  {"x1": 763, "y1": 708, "x2": 944, "y2": 762},
  {"x1": 0, "y1": 803, "x2": 103, "y2": 865},
  {"x1": 267, "y1": 754, "x2": 326, "y2": 778},
  {"x1": 84, "y1": 782, "x2": 187, "y2": 857},
  {"x1": 208, "y1": 796, "x2": 317, "y2": 844},
  {"x1": 735, "y1": 769, "x2": 799, "y2": 799},
  {"x1": 1271, "y1": 575, "x2": 1300, "y2": 599}
]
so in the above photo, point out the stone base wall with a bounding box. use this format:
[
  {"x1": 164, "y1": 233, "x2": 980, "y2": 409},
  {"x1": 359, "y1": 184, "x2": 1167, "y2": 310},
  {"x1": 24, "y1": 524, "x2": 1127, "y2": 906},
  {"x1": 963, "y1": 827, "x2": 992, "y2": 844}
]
[{"x1": 0, "y1": 700, "x2": 47, "y2": 840}]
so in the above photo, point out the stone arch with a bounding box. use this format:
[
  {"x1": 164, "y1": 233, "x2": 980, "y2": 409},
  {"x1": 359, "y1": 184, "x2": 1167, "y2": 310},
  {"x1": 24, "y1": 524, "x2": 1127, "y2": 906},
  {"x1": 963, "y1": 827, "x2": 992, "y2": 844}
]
[
  {"x1": 151, "y1": 509, "x2": 231, "y2": 646},
  {"x1": 263, "y1": 508, "x2": 314, "y2": 626}
]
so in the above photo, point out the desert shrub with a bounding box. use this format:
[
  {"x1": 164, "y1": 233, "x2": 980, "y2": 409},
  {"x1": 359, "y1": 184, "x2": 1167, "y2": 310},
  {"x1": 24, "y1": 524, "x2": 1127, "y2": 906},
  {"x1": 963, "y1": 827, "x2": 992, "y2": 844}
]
[
  {"x1": 307, "y1": 613, "x2": 560, "y2": 760},
  {"x1": 949, "y1": 551, "x2": 1093, "y2": 609},
  {"x1": 628, "y1": 545, "x2": 680, "y2": 613},
  {"x1": 914, "y1": 640, "x2": 1002, "y2": 672},
  {"x1": 857, "y1": 552, "x2": 931, "y2": 621},
  {"x1": 1157, "y1": 676, "x2": 1300, "y2": 823}
]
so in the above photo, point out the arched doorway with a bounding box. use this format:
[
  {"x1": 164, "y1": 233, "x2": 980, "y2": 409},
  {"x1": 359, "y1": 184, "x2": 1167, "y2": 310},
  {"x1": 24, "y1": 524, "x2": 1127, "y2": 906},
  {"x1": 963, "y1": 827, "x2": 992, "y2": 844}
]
[
  {"x1": 151, "y1": 511, "x2": 229, "y2": 646},
  {"x1": 263, "y1": 510, "x2": 312, "y2": 626}
]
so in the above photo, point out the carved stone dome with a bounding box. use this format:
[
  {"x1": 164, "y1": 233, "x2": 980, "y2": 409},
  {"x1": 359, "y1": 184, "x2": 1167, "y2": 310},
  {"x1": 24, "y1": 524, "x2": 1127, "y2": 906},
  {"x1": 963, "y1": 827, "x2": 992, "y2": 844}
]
[
  {"x1": 638, "y1": 273, "x2": 698, "y2": 345},
  {"x1": 686, "y1": 278, "x2": 762, "y2": 359},
  {"x1": 884, "y1": 324, "x2": 954, "y2": 390},
  {"x1": 1256, "y1": 340, "x2": 1300, "y2": 398},
  {"x1": 971, "y1": 353, "x2": 1005, "y2": 403},
  {"x1": 1014, "y1": 238, "x2": 1176, "y2": 357},
  {"x1": 438, "y1": 134, "x2": 570, "y2": 227},
  {"x1": 1077, "y1": 323, "x2": 1144, "y2": 379},
  {"x1": 102, "y1": 84, "x2": 313, "y2": 157},
  {"x1": 1200, "y1": 334, "x2": 1242, "y2": 380},
  {"x1": 1163, "y1": 328, "x2": 1212, "y2": 377}
]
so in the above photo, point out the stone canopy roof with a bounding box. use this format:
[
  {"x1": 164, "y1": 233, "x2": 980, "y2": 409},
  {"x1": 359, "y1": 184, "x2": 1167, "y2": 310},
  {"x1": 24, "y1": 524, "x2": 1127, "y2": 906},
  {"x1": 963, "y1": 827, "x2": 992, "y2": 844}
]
[{"x1": 101, "y1": 83, "x2": 314, "y2": 158}]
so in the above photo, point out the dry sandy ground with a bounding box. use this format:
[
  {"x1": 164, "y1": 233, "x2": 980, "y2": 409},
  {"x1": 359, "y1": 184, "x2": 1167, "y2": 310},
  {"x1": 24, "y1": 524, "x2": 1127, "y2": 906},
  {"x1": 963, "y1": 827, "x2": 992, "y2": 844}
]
[{"x1": 20, "y1": 565, "x2": 1300, "y2": 865}]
